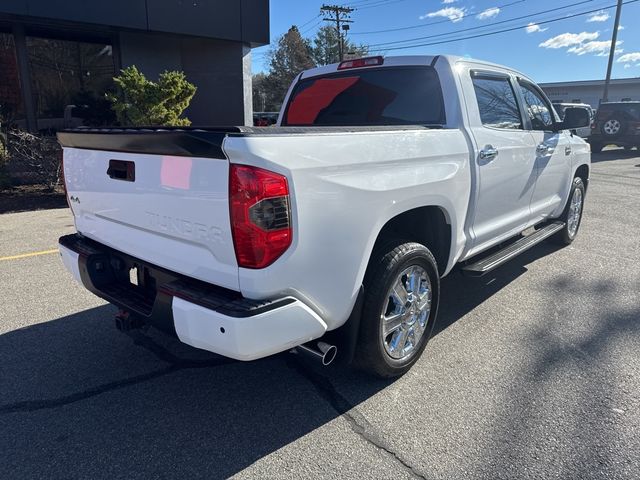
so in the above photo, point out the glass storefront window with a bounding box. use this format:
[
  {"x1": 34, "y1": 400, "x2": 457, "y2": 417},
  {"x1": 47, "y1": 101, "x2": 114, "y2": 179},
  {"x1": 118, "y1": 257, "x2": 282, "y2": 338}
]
[
  {"x1": 27, "y1": 37, "x2": 115, "y2": 130},
  {"x1": 0, "y1": 33, "x2": 24, "y2": 126}
]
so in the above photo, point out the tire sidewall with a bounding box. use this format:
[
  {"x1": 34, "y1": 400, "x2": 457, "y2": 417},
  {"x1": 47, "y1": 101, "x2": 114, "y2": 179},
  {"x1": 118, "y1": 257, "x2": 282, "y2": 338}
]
[
  {"x1": 564, "y1": 177, "x2": 585, "y2": 242},
  {"x1": 361, "y1": 243, "x2": 440, "y2": 376}
]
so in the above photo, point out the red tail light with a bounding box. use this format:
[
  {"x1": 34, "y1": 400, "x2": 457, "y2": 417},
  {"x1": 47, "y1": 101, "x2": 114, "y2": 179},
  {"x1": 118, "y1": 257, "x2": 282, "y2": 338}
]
[{"x1": 229, "y1": 165, "x2": 292, "y2": 269}]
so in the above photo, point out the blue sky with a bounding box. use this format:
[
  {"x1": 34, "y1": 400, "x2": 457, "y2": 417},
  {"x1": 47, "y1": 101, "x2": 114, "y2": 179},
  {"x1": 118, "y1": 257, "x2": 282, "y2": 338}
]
[{"x1": 252, "y1": 0, "x2": 640, "y2": 83}]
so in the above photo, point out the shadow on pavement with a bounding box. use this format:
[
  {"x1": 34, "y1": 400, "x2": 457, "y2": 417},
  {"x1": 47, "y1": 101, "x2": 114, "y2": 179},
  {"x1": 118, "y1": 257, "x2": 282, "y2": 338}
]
[
  {"x1": 591, "y1": 147, "x2": 638, "y2": 163},
  {"x1": 0, "y1": 241, "x2": 569, "y2": 479},
  {"x1": 480, "y1": 277, "x2": 640, "y2": 479}
]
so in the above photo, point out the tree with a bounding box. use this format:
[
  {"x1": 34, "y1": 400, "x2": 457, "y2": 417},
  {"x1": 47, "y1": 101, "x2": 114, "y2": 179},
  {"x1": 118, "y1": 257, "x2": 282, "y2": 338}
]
[
  {"x1": 252, "y1": 72, "x2": 273, "y2": 112},
  {"x1": 311, "y1": 25, "x2": 369, "y2": 66},
  {"x1": 262, "y1": 26, "x2": 315, "y2": 110},
  {"x1": 107, "y1": 66, "x2": 197, "y2": 126}
]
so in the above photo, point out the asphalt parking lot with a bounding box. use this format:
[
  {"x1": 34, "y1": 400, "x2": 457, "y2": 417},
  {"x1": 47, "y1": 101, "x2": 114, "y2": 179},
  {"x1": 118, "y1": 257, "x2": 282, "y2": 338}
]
[{"x1": 1, "y1": 148, "x2": 639, "y2": 480}]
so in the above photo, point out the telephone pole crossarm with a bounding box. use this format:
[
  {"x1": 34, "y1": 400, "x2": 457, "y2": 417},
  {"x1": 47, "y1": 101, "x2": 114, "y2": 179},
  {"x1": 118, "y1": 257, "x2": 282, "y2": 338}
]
[{"x1": 320, "y1": 4, "x2": 354, "y2": 61}]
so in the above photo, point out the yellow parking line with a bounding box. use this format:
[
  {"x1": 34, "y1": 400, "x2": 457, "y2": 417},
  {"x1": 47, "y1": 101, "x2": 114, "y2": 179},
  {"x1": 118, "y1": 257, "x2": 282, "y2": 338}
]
[{"x1": 0, "y1": 249, "x2": 59, "y2": 262}]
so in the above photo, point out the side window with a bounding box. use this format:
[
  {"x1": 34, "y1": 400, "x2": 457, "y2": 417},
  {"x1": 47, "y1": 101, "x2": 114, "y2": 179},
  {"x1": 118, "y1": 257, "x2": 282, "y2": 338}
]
[
  {"x1": 471, "y1": 75, "x2": 522, "y2": 129},
  {"x1": 518, "y1": 81, "x2": 554, "y2": 131}
]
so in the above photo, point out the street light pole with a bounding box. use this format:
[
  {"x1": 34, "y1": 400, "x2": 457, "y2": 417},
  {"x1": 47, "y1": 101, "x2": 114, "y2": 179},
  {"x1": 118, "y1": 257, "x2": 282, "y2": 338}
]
[{"x1": 602, "y1": 0, "x2": 623, "y2": 103}]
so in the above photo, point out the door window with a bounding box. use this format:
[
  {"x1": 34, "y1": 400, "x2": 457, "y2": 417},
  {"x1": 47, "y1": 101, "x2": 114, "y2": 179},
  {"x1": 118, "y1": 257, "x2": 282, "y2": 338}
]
[
  {"x1": 471, "y1": 75, "x2": 522, "y2": 130},
  {"x1": 518, "y1": 81, "x2": 554, "y2": 131}
]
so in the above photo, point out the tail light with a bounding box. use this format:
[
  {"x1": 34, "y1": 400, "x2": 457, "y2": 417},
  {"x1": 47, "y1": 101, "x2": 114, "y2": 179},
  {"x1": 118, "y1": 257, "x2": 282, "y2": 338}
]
[{"x1": 229, "y1": 165, "x2": 292, "y2": 269}]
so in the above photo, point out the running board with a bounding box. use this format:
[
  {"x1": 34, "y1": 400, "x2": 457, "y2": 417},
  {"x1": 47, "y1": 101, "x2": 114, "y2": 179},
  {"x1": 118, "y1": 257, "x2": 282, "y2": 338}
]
[{"x1": 462, "y1": 222, "x2": 565, "y2": 277}]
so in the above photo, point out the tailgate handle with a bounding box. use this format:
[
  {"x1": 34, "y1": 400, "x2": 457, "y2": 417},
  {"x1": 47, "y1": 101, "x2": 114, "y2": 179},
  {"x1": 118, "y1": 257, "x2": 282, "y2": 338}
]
[{"x1": 107, "y1": 160, "x2": 135, "y2": 182}]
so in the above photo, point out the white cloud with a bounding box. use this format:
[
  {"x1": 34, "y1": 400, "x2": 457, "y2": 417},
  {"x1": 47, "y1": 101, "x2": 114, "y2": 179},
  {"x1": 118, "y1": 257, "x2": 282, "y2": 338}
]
[
  {"x1": 617, "y1": 52, "x2": 640, "y2": 63},
  {"x1": 618, "y1": 25, "x2": 625, "y2": 30},
  {"x1": 586, "y1": 11, "x2": 610, "y2": 22},
  {"x1": 442, "y1": 0, "x2": 457, "y2": 3},
  {"x1": 539, "y1": 31, "x2": 599, "y2": 49},
  {"x1": 567, "y1": 40, "x2": 622, "y2": 56},
  {"x1": 624, "y1": 63, "x2": 631, "y2": 69},
  {"x1": 477, "y1": 7, "x2": 500, "y2": 20},
  {"x1": 525, "y1": 22, "x2": 548, "y2": 33},
  {"x1": 420, "y1": 7, "x2": 466, "y2": 22}
]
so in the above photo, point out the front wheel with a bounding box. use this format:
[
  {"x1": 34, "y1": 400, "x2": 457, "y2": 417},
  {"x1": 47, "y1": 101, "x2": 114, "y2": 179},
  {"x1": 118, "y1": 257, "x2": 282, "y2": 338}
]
[
  {"x1": 552, "y1": 177, "x2": 586, "y2": 245},
  {"x1": 355, "y1": 241, "x2": 440, "y2": 378}
]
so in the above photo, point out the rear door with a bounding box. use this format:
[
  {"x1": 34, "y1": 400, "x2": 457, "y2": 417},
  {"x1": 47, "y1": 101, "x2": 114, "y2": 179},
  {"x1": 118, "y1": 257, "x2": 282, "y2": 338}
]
[
  {"x1": 61, "y1": 132, "x2": 239, "y2": 290},
  {"x1": 516, "y1": 79, "x2": 572, "y2": 220},
  {"x1": 466, "y1": 71, "x2": 538, "y2": 252}
]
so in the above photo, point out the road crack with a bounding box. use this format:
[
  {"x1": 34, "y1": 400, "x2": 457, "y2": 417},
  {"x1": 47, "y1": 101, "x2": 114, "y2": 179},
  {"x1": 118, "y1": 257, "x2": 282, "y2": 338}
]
[{"x1": 287, "y1": 358, "x2": 429, "y2": 480}]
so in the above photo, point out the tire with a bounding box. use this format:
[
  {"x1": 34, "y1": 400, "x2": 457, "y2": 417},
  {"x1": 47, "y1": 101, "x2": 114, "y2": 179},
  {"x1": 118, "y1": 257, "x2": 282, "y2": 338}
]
[
  {"x1": 590, "y1": 142, "x2": 603, "y2": 153},
  {"x1": 355, "y1": 241, "x2": 440, "y2": 378},
  {"x1": 601, "y1": 118, "x2": 625, "y2": 137},
  {"x1": 552, "y1": 177, "x2": 586, "y2": 245}
]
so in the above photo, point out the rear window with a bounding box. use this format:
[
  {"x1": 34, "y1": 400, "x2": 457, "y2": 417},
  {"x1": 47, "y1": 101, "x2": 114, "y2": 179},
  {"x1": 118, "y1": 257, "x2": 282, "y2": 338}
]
[{"x1": 283, "y1": 67, "x2": 446, "y2": 127}]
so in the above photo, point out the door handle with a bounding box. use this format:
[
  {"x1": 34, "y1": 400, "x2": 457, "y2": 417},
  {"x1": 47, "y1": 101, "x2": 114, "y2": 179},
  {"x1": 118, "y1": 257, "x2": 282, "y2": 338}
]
[
  {"x1": 107, "y1": 159, "x2": 135, "y2": 182},
  {"x1": 536, "y1": 144, "x2": 553, "y2": 156},
  {"x1": 479, "y1": 146, "x2": 498, "y2": 162}
]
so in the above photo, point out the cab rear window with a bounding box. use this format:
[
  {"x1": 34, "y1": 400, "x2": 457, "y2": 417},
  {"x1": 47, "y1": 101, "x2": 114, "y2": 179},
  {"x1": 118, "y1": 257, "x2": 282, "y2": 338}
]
[{"x1": 283, "y1": 67, "x2": 446, "y2": 127}]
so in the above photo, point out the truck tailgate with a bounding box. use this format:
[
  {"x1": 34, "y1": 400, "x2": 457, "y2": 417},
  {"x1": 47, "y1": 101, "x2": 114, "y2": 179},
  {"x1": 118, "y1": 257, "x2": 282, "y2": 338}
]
[{"x1": 59, "y1": 130, "x2": 239, "y2": 291}]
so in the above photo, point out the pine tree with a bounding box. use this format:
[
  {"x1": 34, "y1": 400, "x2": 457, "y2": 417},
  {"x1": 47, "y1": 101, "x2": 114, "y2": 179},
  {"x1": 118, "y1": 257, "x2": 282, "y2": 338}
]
[
  {"x1": 311, "y1": 26, "x2": 369, "y2": 66},
  {"x1": 262, "y1": 27, "x2": 315, "y2": 109}
]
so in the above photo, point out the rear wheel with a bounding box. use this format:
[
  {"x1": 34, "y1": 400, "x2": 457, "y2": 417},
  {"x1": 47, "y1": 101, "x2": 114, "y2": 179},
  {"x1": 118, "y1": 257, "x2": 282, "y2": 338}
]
[
  {"x1": 552, "y1": 177, "x2": 586, "y2": 245},
  {"x1": 355, "y1": 241, "x2": 440, "y2": 378}
]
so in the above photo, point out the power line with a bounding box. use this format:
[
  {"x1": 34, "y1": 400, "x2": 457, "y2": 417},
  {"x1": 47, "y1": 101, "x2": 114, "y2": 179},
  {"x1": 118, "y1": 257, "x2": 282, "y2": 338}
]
[
  {"x1": 349, "y1": 0, "x2": 413, "y2": 11},
  {"x1": 366, "y1": 0, "x2": 600, "y2": 48},
  {"x1": 368, "y1": 0, "x2": 637, "y2": 53},
  {"x1": 353, "y1": 0, "x2": 595, "y2": 36}
]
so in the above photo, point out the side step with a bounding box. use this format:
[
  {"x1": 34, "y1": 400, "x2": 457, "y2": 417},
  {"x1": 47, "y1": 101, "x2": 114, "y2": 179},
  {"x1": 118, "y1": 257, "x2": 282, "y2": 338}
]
[{"x1": 462, "y1": 222, "x2": 565, "y2": 277}]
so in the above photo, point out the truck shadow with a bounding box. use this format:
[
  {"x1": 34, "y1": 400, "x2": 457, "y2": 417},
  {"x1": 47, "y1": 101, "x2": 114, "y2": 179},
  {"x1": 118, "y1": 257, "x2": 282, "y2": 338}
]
[{"x1": 0, "y1": 241, "x2": 564, "y2": 479}]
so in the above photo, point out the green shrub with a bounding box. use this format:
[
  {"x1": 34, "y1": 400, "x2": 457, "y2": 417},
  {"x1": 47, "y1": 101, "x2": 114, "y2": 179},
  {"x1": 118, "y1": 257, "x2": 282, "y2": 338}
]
[{"x1": 106, "y1": 66, "x2": 197, "y2": 127}]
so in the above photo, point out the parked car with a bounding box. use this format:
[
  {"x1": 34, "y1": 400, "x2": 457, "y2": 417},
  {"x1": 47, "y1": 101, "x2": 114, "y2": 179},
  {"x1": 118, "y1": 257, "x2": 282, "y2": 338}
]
[
  {"x1": 253, "y1": 112, "x2": 279, "y2": 127},
  {"x1": 588, "y1": 101, "x2": 640, "y2": 152},
  {"x1": 553, "y1": 102, "x2": 594, "y2": 138},
  {"x1": 57, "y1": 55, "x2": 591, "y2": 378}
]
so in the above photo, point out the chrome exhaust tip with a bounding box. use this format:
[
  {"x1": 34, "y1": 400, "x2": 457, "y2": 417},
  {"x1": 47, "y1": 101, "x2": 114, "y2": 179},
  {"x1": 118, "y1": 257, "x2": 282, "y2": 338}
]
[{"x1": 294, "y1": 341, "x2": 337, "y2": 366}]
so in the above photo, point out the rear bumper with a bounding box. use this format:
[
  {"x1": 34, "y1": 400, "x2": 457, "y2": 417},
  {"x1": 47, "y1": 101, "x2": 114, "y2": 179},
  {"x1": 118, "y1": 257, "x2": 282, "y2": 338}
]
[{"x1": 58, "y1": 234, "x2": 327, "y2": 361}]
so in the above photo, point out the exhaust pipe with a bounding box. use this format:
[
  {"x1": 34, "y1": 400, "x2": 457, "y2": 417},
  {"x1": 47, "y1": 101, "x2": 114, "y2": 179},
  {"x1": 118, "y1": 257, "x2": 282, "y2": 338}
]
[{"x1": 293, "y1": 341, "x2": 338, "y2": 366}]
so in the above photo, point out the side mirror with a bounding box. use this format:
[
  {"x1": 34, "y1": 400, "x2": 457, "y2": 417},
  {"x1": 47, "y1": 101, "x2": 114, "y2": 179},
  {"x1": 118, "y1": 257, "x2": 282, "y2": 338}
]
[{"x1": 557, "y1": 107, "x2": 590, "y2": 131}]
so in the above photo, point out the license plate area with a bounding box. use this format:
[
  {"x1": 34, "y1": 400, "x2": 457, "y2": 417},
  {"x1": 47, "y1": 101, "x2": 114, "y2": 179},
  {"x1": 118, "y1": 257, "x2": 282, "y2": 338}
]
[{"x1": 86, "y1": 254, "x2": 157, "y2": 316}]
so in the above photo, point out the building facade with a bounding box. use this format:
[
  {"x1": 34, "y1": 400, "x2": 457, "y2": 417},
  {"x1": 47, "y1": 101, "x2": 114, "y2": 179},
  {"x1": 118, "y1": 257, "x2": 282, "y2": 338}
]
[
  {"x1": 540, "y1": 78, "x2": 640, "y2": 109},
  {"x1": 0, "y1": 0, "x2": 269, "y2": 130}
]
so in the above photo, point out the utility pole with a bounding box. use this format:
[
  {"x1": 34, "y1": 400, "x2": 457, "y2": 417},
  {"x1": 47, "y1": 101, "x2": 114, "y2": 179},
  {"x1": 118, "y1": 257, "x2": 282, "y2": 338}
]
[
  {"x1": 602, "y1": 0, "x2": 623, "y2": 103},
  {"x1": 320, "y1": 4, "x2": 354, "y2": 62}
]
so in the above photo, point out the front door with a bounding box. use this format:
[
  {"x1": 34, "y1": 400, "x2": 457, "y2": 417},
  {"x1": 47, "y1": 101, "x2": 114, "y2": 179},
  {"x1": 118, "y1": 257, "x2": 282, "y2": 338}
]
[{"x1": 517, "y1": 79, "x2": 572, "y2": 220}]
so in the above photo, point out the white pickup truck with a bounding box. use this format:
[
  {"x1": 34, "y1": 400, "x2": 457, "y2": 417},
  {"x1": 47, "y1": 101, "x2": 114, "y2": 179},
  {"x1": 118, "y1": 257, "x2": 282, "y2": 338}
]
[{"x1": 58, "y1": 55, "x2": 591, "y2": 377}]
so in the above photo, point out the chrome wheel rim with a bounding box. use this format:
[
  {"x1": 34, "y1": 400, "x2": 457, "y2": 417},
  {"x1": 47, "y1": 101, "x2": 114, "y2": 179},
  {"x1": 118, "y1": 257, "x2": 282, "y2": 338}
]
[
  {"x1": 567, "y1": 187, "x2": 583, "y2": 237},
  {"x1": 380, "y1": 265, "x2": 432, "y2": 360},
  {"x1": 604, "y1": 119, "x2": 620, "y2": 135}
]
